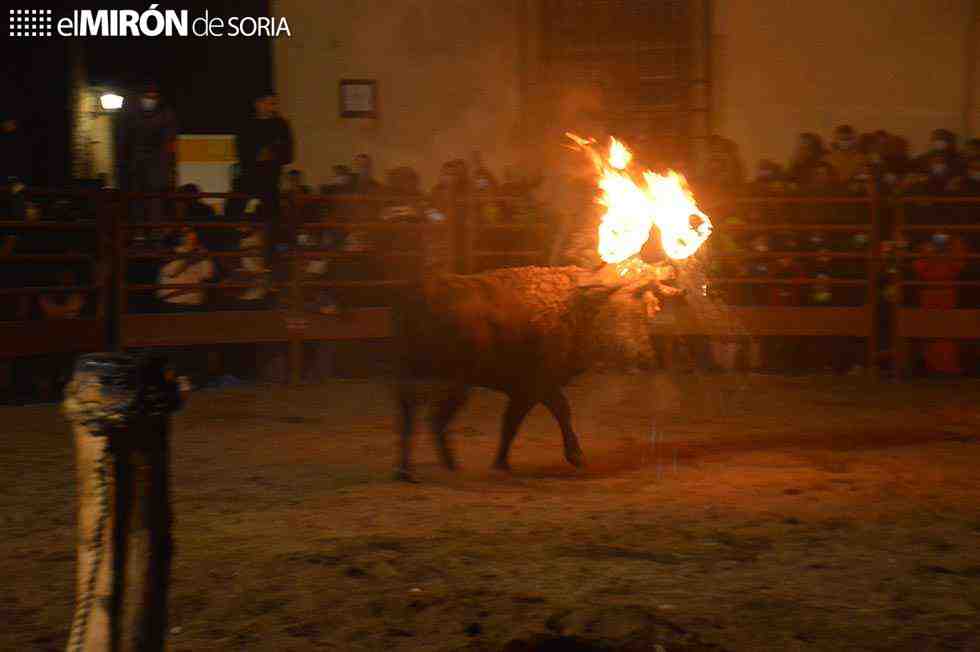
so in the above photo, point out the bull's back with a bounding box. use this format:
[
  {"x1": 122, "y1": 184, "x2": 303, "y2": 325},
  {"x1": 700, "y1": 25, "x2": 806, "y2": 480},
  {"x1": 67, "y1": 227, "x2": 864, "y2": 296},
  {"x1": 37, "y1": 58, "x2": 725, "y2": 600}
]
[{"x1": 393, "y1": 268, "x2": 587, "y2": 392}]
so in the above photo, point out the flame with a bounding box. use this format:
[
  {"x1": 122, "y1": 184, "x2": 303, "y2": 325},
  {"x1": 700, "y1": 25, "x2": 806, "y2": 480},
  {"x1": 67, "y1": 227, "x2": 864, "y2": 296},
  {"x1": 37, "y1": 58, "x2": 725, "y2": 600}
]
[
  {"x1": 608, "y1": 137, "x2": 632, "y2": 170},
  {"x1": 568, "y1": 134, "x2": 713, "y2": 263}
]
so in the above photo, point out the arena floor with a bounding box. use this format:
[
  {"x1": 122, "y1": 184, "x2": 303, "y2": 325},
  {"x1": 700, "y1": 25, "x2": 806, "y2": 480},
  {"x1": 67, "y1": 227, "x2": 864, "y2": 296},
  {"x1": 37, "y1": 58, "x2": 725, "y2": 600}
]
[{"x1": 2, "y1": 373, "x2": 979, "y2": 651}]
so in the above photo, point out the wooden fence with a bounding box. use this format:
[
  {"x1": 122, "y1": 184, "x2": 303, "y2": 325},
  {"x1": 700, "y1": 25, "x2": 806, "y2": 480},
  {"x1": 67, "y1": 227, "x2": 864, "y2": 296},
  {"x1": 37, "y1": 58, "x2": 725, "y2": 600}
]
[{"x1": 1, "y1": 187, "x2": 977, "y2": 381}]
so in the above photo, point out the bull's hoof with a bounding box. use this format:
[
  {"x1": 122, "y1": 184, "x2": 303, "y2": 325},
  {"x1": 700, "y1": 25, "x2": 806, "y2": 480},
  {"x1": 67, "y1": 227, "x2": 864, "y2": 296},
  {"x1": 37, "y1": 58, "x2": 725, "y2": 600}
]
[
  {"x1": 564, "y1": 447, "x2": 585, "y2": 468},
  {"x1": 491, "y1": 460, "x2": 511, "y2": 473},
  {"x1": 394, "y1": 468, "x2": 419, "y2": 483}
]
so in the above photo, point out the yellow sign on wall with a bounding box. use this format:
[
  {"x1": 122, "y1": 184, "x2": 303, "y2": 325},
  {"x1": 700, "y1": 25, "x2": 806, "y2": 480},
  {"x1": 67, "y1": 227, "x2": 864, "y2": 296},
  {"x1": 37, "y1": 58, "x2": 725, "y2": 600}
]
[{"x1": 176, "y1": 135, "x2": 237, "y2": 163}]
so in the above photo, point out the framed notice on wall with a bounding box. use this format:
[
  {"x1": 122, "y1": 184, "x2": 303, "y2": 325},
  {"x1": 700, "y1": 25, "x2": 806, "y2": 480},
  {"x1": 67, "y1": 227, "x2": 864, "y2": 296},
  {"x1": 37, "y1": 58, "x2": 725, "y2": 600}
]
[{"x1": 339, "y1": 79, "x2": 378, "y2": 118}]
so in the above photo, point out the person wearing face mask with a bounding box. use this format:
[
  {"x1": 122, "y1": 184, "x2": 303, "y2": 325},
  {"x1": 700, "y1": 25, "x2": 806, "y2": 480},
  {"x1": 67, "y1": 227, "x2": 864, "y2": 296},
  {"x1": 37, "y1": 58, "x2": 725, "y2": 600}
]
[
  {"x1": 826, "y1": 125, "x2": 868, "y2": 184},
  {"x1": 914, "y1": 129, "x2": 964, "y2": 179},
  {"x1": 903, "y1": 152, "x2": 956, "y2": 225},
  {"x1": 946, "y1": 157, "x2": 980, "y2": 193},
  {"x1": 116, "y1": 81, "x2": 178, "y2": 225}
]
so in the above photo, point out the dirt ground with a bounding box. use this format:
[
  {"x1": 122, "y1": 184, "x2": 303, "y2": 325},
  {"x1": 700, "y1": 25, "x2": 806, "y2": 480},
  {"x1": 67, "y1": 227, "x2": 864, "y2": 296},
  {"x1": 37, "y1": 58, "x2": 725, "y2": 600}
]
[{"x1": 2, "y1": 372, "x2": 979, "y2": 651}]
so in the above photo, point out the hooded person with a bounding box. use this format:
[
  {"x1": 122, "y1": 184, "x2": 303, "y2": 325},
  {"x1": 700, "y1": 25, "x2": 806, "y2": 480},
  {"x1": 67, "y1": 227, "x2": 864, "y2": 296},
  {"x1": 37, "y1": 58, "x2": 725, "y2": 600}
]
[{"x1": 116, "y1": 81, "x2": 178, "y2": 223}]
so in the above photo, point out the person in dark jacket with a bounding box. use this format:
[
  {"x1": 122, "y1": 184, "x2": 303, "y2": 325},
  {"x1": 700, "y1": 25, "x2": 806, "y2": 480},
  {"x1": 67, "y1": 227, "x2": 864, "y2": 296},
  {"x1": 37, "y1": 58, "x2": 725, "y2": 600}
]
[
  {"x1": 236, "y1": 92, "x2": 294, "y2": 230},
  {"x1": 0, "y1": 116, "x2": 30, "y2": 184},
  {"x1": 116, "y1": 82, "x2": 178, "y2": 224}
]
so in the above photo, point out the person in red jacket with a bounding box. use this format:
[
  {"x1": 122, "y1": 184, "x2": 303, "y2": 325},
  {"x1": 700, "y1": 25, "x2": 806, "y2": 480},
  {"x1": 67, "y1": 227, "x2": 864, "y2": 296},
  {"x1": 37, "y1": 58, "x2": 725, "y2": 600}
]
[{"x1": 913, "y1": 234, "x2": 966, "y2": 374}]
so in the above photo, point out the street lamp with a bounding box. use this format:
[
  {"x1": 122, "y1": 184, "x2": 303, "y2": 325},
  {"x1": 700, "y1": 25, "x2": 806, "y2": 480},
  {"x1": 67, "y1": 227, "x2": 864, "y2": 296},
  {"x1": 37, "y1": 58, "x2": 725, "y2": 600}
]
[{"x1": 99, "y1": 92, "x2": 124, "y2": 111}]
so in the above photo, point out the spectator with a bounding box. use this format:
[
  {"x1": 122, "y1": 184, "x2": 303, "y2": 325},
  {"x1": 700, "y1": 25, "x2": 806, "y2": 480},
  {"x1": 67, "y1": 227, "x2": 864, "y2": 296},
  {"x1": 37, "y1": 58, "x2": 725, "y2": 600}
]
[
  {"x1": 173, "y1": 182, "x2": 220, "y2": 250},
  {"x1": 699, "y1": 135, "x2": 745, "y2": 200},
  {"x1": 1, "y1": 189, "x2": 49, "y2": 320},
  {"x1": 798, "y1": 160, "x2": 840, "y2": 224},
  {"x1": 826, "y1": 125, "x2": 867, "y2": 184},
  {"x1": 285, "y1": 168, "x2": 312, "y2": 195},
  {"x1": 471, "y1": 151, "x2": 498, "y2": 190},
  {"x1": 879, "y1": 134, "x2": 912, "y2": 191},
  {"x1": 0, "y1": 116, "x2": 30, "y2": 185},
  {"x1": 174, "y1": 183, "x2": 215, "y2": 220},
  {"x1": 915, "y1": 128, "x2": 964, "y2": 177},
  {"x1": 284, "y1": 169, "x2": 319, "y2": 227},
  {"x1": 156, "y1": 227, "x2": 215, "y2": 312},
  {"x1": 913, "y1": 234, "x2": 967, "y2": 374},
  {"x1": 348, "y1": 153, "x2": 385, "y2": 238},
  {"x1": 901, "y1": 151, "x2": 957, "y2": 221},
  {"x1": 232, "y1": 215, "x2": 272, "y2": 309},
  {"x1": 766, "y1": 246, "x2": 804, "y2": 372},
  {"x1": 947, "y1": 155, "x2": 980, "y2": 195},
  {"x1": 746, "y1": 159, "x2": 785, "y2": 194},
  {"x1": 431, "y1": 159, "x2": 478, "y2": 272},
  {"x1": 352, "y1": 153, "x2": 383, "y2": 195},
  {"x1": 116, "y1": 81, "x2": 178, "y2": 225},
  {"x1": 787, "y1": 132, "x2": 827, "y2": 184},
  {"x1": 945, "y1": 155, "x2": 980, "y2": 231},
  {"x1": 382, "y1": 166, "x2": 423, "y2": 223},
  {"x1": 237, "y1": 92, "x2": 294, "y2": 245},
  {"x1": 743, "y1": 159, "x2": 796, "y2": 240},
  {"x1": 473, "y1": 164, "x2": 503, "y2": 226},
  {"x1": 963, "y1": 137, "x2": 980, "y2": 162},
  {"x1": 38, "y1": 269, "x2": 86, "y2": 319}
]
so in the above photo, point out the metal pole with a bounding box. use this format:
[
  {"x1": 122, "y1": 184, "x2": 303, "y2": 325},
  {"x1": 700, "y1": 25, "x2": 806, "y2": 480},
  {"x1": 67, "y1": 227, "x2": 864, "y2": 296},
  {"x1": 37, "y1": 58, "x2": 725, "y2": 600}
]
[{"x1": 63, "y1": 353, "x2": 183, "y2": 652}]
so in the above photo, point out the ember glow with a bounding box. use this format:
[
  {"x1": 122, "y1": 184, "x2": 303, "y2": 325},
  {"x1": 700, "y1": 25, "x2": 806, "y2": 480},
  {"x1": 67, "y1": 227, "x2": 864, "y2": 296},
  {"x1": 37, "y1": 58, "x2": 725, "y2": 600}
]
[{"x1": 567, "y1": 133, "x2": 713, "y2": 263}]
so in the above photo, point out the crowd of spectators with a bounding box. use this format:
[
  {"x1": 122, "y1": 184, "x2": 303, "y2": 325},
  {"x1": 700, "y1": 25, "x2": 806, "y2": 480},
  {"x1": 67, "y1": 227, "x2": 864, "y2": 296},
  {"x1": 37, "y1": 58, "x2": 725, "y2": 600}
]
[
  {"x1": 693, "y1": 125, "x2": 980, "y2": 376},
  {"x1": 4, "y1": 87, "x2": 980, "y2": 401}
]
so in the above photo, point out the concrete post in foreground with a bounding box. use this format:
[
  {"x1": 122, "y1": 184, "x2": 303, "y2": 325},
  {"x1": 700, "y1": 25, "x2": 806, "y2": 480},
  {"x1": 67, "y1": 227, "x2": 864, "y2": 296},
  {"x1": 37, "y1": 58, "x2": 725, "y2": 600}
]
[{"x1": 63, "y1": 353, "x2": 184, "y2": 652}]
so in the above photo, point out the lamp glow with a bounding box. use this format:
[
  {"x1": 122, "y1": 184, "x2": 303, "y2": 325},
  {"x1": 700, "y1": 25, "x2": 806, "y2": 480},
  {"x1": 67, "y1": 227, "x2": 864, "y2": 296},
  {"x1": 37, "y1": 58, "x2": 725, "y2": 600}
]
[{"x1": 100, "y1": 93, "x2": 124, "y2": 111}]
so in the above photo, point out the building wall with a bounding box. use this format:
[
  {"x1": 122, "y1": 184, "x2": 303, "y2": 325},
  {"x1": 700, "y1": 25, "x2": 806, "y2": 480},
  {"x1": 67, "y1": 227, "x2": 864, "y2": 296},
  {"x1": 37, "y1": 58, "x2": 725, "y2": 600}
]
[
  {"x1": 274, "y1": 1, "x2": 980, "y2": 188},
  {"x1": 274, "y1": 0, "x2": 522, "y2": 189},
  {"x1": 713, "y1": 0, "x2": 979, "y2": 172}
]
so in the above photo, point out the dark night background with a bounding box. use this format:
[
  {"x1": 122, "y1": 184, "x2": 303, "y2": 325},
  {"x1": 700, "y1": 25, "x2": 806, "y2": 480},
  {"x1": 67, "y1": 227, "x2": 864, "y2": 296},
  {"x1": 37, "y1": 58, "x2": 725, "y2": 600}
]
[{"x1": 0, "y1": 0, "x2": 273, "y2": 186}]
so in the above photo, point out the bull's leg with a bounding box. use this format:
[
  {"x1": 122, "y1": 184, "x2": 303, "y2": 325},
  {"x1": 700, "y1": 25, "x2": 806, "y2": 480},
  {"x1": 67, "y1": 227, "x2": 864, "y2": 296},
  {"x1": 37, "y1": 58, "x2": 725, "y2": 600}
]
[
  {"x1": 542, "y1": 390, "x2": 585, "y2": 468},
  {"x1": 395, "y1": 382, "x2": 419, "y2": 482},
  {"x1": 429, "y1": 384, "x2": 469, "y2": 471},
  {"x1": 492, "y1": 396, "x2": 536, "y2": 471}
]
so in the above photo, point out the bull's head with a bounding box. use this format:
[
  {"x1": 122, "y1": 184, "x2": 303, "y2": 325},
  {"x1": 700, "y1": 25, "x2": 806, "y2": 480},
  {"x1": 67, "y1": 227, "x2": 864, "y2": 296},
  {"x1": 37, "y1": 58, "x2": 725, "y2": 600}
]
[{"x1": 574, "y1": 258, "x2": 687, "y2": 367}]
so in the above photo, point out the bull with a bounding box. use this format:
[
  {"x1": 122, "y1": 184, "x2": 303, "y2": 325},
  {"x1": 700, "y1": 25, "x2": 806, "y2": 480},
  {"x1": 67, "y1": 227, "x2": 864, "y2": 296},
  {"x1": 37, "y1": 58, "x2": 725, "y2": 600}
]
[{"x1": 393, "y1": 261, "x2": 684, "y2": 481}]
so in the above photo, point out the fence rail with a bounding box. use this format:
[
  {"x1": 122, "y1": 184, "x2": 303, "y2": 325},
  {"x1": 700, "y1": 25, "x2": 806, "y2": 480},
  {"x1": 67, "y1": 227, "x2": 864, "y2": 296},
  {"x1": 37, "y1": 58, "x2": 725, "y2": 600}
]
[{"x1": 2, "y1": 187, "x2": 979, "y2": 381}]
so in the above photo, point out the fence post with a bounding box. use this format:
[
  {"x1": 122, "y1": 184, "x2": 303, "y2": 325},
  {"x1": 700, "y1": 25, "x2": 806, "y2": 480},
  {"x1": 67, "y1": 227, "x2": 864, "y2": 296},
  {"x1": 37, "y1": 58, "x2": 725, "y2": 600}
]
[
  {"x1": 892, "y1": 198, "x2": 908, "y2": 379},
  {"x1": 94, "y1": 191, "x2": 110, "y2": 327},
  {"x1": 867, "y1": 187, "x2": 881, "y2": 379},
  {"x1": 286, "y1": 193, "x2": 304, "y2": 386},
  {"x1": 112, "y1": 192, "x2": 127, "y2": 352}
]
